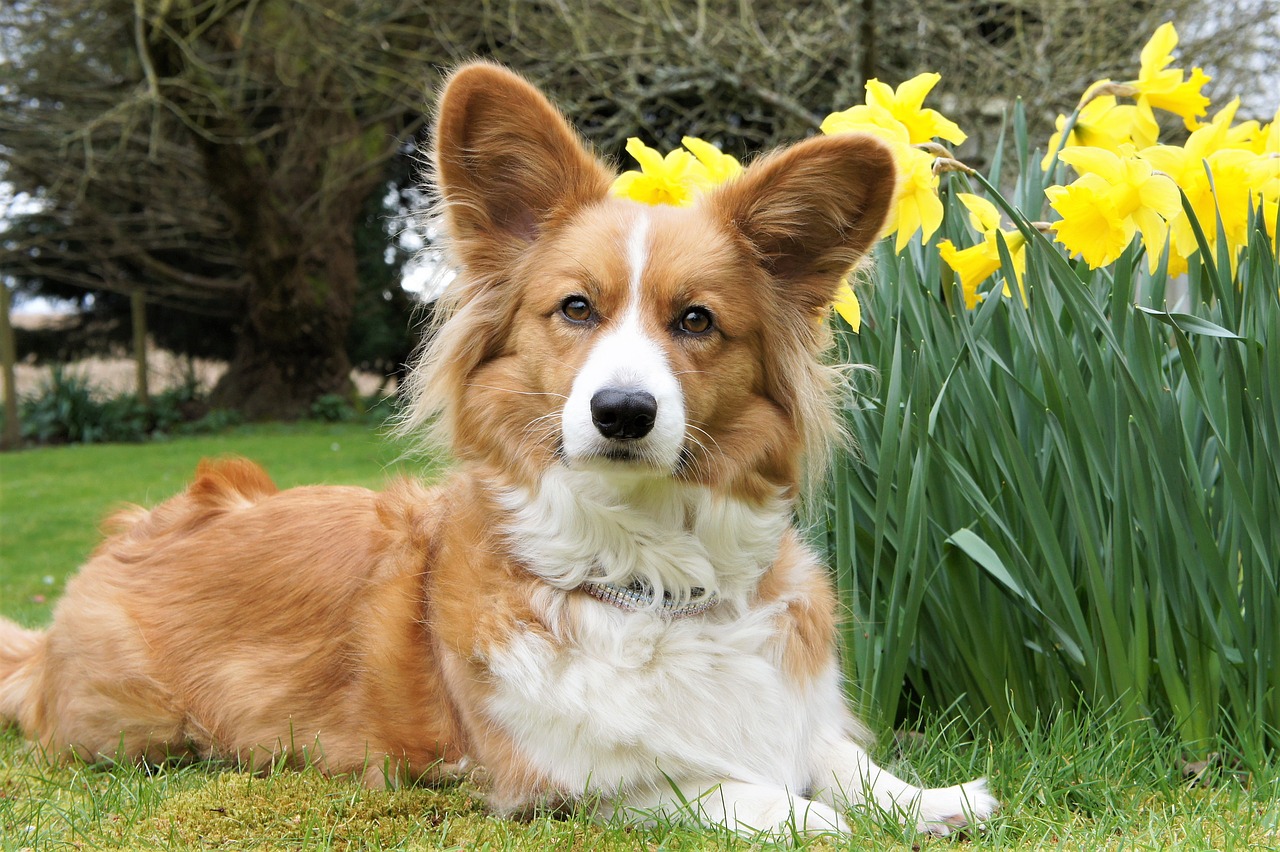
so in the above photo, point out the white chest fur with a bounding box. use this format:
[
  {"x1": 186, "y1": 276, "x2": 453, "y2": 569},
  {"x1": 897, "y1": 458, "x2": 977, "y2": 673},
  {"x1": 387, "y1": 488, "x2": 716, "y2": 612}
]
[
  {"x1": 486, "y1": 468, "x2": 838, "y2": 797},
  {"x1": 484, "y1": 598, "x2": 834, "y2": 796}
]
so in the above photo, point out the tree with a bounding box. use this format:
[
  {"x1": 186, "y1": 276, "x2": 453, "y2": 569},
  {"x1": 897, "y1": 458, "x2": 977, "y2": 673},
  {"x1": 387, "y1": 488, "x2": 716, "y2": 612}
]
[
  {"x1": 2, "y1": 0, "x2": 443, "y2": 418},
  {"x1": 459, "y1": 0, "x2": 1274, "y2": 165}
]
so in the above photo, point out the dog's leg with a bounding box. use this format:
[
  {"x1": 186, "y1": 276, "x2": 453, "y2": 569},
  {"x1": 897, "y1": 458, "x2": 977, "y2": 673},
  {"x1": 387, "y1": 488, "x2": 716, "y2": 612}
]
[
  {"x1": 609, "y1": 776, "x2": 848, "y2": 838},
  {"x1": 809, "y1": 736, "x2": 999, "y2": 835}
]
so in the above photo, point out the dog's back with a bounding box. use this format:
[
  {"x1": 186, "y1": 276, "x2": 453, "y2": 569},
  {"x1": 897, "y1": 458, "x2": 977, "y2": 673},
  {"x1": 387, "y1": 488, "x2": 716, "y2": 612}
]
[{"x1": 0, "y1": 457, "x2": 468, "y2": 783}]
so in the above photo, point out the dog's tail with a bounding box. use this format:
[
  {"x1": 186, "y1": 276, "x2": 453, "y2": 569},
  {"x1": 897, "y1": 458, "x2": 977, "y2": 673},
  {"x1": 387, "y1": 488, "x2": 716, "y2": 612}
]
[{"x1": 0, "y1": 617, "x2": 44, "y2": 729}]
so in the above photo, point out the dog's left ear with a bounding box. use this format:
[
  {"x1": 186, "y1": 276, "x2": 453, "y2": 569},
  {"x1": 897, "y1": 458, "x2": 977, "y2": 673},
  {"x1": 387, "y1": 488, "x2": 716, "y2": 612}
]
[
  {"x1": 706, "y1": 134, "x2": 897, "y2": 315},
  {"x1": 433, "y1": 62, "x2": 613, "y2": 279}
]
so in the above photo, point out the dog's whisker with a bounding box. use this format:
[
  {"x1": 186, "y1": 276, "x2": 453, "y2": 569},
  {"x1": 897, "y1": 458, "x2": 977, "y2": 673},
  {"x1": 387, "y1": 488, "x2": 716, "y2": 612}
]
[{"x1": 684, "y1": 421, "x2": 722, "y2": 451}]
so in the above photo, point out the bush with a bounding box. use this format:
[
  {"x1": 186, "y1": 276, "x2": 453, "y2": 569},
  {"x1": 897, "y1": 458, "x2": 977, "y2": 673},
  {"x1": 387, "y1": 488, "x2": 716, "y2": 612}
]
[
  {"x1": 309, "y1": 393, "x2": 358, "y2": 423},
  {"x1": 12, "y1": 367, "x2": 235, "y2": 445}
]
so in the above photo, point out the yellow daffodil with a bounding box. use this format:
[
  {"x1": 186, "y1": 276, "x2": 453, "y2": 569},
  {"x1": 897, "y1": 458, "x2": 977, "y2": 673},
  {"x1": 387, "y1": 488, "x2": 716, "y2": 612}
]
[
  {"x1": 1055, "y1": 146, "x2": 1180, "y2": 271},
  {"x1": 611, "y1": 137, "x2": 741, "y2": 206},
  {"x1": 938, "y1": 194, "x2": 1028, "y2": 308},
  {"x1": 1258, "y1": 116, "x2": 1280, "y2": 255},
  {"x1": 821, "y1": 113, "x2": 945, "y2": 252},
  {"x1": 1247, "y1": 152, "x2": 1280, "y2": 255},
  {"x1": 611, "y1": 138, "x2": 712, "y2": 206},
  {"x1": 1128, "y1": 23, "x2": 1212, "y2": 130},
  {"x1": 832, "y1": 278, "x2": 862, "y2": 332},
  {"x1": 1224, "y1": 118, "x2": 1263, "y2": 151},
  {"x1": 821, "y1": 100, "x2": 899, "y2": 139},
  {"x1": 1042, "y1": 92, "x2": 1159, "y2": 170},
  {"x1": 1147, "y1": 146, "x2": 1257, "y2": 274},
  {"x1": 1046, "y1": 174, "x2": 1134, "y2": 268},
  {"x1": 823, "y1": 72, "x2": 966, "y2": 145},
  {"x1": 822, "y1": 73, "x2": 967, "y2": 252},
  {"x1": 957, "y1": 192, "x2": 1002, "y2": 234},
  {"x1": 939, "y1": 238, "x2": 1000, "y2": 309},
  {"x1": 886, "y1": 144, "x2": 946, "y2": 252},
  {"x1": 1138, "y1": 101, "x2": 1261, "y2": 272},
  {"x1": 1261, "y1": 106, "x2": 1280, "y2": 155},
  {"x1": 680, "y1": 136, "x2": 742, "y2": 184}
]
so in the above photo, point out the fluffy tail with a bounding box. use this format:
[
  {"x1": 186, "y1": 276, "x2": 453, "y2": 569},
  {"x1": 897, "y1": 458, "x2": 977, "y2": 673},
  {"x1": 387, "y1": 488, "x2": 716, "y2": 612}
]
[{"x1": 0, "y1": 617, "x2": 44, "y2": 728}]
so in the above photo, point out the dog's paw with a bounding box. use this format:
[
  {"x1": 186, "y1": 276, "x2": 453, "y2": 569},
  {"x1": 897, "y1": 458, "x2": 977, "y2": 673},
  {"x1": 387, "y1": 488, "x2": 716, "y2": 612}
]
[
  {"x1": 914, "y1": 777, "x2": 999, "y2": 836},
  {"x1": 790, "y1": 799, "x2": 850, "y2": 836}
]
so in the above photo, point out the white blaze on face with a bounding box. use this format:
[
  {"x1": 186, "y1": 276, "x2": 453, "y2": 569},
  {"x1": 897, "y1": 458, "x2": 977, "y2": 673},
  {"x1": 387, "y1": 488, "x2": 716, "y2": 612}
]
[{"x1": 560, "y1": 211, "x2": 687, "y2": 471}]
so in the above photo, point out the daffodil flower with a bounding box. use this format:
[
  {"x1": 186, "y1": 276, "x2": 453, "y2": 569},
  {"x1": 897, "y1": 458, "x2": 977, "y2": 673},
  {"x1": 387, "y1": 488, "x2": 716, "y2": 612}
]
[
  {"x1": 1144, "y1": 147, "x2": 1258, "y2": 275},
  {"x1": 1244, "y1": 116, "x2": 1280, "y2": 255},
  {"x1": 1041, "y1": 91, "x2": 1159, "y2": 170},
  {"x1": 611, "y1": 138, "x2": 713, "y2": 206},
  {"x1": 886, "y1": 145, "x2": 946, "y2": 253},
  {"x1": 1138, "y1": 100, "x2": 1261, "y2": 272},
  {"x1": 823, "y1": 73, "x2": 967, "y2": 252},
  {"x1": 823, "y1": 114, "x2": 945, "y2": 252},
  {"x1": 832, "y1": 278, "x2": 862, "y2": 332},
  {"x1": 1046, "y1": 174, "x2": 1134, "y2": 269},
  {"x1": 681, "y1": 136, "x2": 742, "y2": 184},
  {"x1": 1258, "y1": 106, "x2": 1280, "y2": 156},
  {"x1": 824, "y1": 73, "x2": 966, "y2": 146},
  {"x1": 1052, "y1": 146, "x2": 1180, "y2": 271},
  {"x1": 611, "y1": 137, "x2": 742, "y2": 206},
  {"x1": 1127, "y1": 23, "x2": 1212, "y2": 130},
  {"x1": 938, "y1": 194, "x2": 1027, "y2": 308}
]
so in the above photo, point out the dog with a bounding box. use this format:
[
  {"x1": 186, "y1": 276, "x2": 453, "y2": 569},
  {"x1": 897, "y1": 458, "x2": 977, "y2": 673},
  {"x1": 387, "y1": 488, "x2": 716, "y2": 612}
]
[{"x1": 0, "y1": 62, "x2": 998, "y2": 837}]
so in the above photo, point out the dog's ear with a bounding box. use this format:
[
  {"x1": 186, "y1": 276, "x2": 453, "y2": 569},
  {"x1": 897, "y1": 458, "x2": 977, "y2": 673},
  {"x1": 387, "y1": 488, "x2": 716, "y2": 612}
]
[
  {"x1": 706, "y1": 134, "x2": 897, "y2": 316},
  {"x1": 434, "y1": 62, "x2": 613, "y2": 276}
]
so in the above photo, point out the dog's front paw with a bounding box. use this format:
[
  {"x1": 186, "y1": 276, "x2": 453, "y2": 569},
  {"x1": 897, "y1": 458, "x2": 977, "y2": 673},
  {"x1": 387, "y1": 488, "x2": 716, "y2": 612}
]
[
  {"x1": 790, "y1": 799, "x2": 850, "y2": 836},
  {"x1": 914, "y1": 777, "x2": 999, "y2": 835}
]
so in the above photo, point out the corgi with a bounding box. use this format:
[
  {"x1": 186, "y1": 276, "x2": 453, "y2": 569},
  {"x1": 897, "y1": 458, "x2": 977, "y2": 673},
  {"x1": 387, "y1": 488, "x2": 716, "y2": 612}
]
[{"x1": 0, "y1": 62, "x2": 998, "y2": 838}]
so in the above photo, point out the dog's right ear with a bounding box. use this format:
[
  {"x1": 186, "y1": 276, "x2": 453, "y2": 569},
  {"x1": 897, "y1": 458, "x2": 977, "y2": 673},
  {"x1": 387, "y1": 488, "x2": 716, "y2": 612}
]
[{"x1": 434, "y1": 62, "x2": 613, "y2": 277}]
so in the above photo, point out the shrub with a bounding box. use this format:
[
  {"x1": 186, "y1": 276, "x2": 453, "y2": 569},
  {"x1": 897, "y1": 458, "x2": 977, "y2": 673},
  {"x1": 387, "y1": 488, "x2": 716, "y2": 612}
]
[
  {"x1": 309, "y1": 393, "x2": 358, "y2": 423},
  {"x1": 13, "y1": 367, "x2": 231, "y2": 445}
]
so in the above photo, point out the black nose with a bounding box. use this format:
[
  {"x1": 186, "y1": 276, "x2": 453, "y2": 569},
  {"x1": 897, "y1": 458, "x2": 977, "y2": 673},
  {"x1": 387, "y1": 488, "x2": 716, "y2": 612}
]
[{"x1": 590, "y1": 388, "x2": 657, "y2": 440}]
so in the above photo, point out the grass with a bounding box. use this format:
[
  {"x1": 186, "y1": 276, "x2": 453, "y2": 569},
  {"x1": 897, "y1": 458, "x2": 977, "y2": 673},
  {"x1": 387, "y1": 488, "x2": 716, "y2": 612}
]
[
  {"x1": 3, "y1": 705, "x2": 1276, "y2": 849},
  {"x1": 2, "y1": 424, "x2": 1277, "y2": 849}
]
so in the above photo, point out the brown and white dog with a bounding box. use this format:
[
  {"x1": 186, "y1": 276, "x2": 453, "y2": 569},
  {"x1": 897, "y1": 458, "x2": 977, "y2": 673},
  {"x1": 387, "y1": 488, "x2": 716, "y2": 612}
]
[{"x1": 0, "y1": 63, "x2": 998, "y2": 837}]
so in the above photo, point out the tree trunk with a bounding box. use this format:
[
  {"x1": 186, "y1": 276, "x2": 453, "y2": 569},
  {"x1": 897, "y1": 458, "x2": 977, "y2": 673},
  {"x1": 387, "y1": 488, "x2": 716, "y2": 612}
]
[
  {"x1": 1, "y1": 283, "x2": 20, "y2": 449},
  {"x1": 197, "y1": 132, "x2": 365, "y2": 421},
  {"x1": 207, "y1": 207, "x2": 360, "y2": 420},
  {"x1": 131, "y1": 289, "x2": 149, "y2": 407},
  {"x1": 859, "y1": 0, "x2": 877, "y2": 90}
]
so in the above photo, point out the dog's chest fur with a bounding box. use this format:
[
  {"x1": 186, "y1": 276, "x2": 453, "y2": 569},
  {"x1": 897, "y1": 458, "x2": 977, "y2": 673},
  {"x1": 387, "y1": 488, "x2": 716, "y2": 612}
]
[
  {"x1": 484, "y1": 590, "x2": 837, "y2": 796},
  {"x1": 476, "y1": 468, "x2": 838, "y2": 795}
]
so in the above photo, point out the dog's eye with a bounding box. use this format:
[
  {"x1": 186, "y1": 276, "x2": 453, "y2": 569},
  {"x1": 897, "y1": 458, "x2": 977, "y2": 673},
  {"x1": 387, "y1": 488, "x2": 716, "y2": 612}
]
[
  {"x1": 677, "y1": 307, "x2": 714, "y2": 335},
  {"x1": 560, "y1": 297, "x2": 593, "y2": 324}
]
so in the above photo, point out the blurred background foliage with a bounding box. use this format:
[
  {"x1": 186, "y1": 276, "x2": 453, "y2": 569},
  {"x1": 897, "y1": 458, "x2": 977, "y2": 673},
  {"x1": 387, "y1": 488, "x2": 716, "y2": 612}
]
[{"x1": 2, "y1": 0, "x2": 1275, "y2": 422}]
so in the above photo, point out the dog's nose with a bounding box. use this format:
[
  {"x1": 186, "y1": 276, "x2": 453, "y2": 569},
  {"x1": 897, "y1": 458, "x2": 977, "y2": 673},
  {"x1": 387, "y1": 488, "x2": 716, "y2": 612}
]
[{"x1": 590, "y1": 388, "x2": 657, "y2": 440}]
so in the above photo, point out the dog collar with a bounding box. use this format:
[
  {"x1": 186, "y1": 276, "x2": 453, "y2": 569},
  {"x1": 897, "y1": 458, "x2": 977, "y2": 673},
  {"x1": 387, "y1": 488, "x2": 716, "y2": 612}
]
[{"x1": 581, "y1": 580, "x2": 718, "y2": 619}]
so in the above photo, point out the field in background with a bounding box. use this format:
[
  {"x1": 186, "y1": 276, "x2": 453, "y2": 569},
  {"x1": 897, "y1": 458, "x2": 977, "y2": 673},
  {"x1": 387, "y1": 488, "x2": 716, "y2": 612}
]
[{"x1": 10, "y1": 307, "x2": 395, "y2": 401}]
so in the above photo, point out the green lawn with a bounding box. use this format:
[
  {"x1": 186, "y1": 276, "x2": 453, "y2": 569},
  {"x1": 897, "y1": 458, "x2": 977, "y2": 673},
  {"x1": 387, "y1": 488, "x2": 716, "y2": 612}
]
[{"x1": 1, "y1": 425, "x2": 1276, "y2": 849}]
